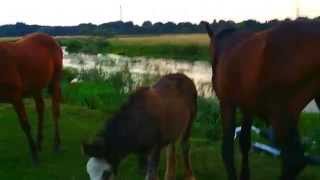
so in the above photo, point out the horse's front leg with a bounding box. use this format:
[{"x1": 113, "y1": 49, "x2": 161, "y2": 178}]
[
  {"x1": 165, "y1": 143, "x2": 176, "y2": 180},
  {"x1": 145, "y1": 146, "x2": 161, "y2": 180},
  {"x1": 221, "y1": 103, "x2": 237, "y2": 180},
  {"x1": 239, "y1": 113, "x2": 252, "y2": 180},
  {"x1": 271, "y1": 113, "x2": 306, "y2": 180},
  {"x1": 138, "y1": 152, "x2": 148, "y2": 175},
  {"x1": 13, "y1": 98, "x2": 39, "y2": 165}
]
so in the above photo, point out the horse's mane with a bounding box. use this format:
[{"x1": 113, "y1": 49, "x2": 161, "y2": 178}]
[
  {"x1": 215, "y1": 27, "x2": 237, "y2": 41},
  {"x1": 119, "y1": 86, "x2": 150, "y2": 111},
  {"x1": 214, "y1": 27, "x2": 255, "y2": 60}
]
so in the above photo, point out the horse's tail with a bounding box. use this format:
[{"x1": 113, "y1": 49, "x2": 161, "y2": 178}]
[
  {"x1": 48, "y1": 43, "x2": 63, "y2": 96},
  {"x1": 191, "y1": 85, "x2": 198, "y2": 122},
  {"x1": 315, "y1": 97, "x2": 320, "y2": 111},
  {"x1": 47, "y1": 69, "x2": 62, "y2": 95},
  {"x1": 48, "y1": 81, "x2": 54, "y2": 95}
]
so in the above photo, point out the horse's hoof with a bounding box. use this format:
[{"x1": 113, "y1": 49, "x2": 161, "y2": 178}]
[
  {"x1": 145, "y1": 175, "x2": 159, "y2": 180},
  {"x1": 32, "y1": 157, "x2": 40, "y2": 167},
  {"x1": 164, "y1": 174, "x2": 175, "y2": 180},
  {"x1": 240, "y1": 172, "x2": 250, "y2": 180},
  {"x1": 184, "y1": 176, "x2": 196, "y2": 180},
  {"x1": 36, "y1": 144, "x2": 42, "y2": 152},
  {"x1": 53, "y1": 145, "x2": 63, "y2": 153},
  {"x1": 305, "y1": 155, "x2": 320, "y2": 166},
  {"x1": 138, "y1": 168, "x2": 147, "y2": 176}
]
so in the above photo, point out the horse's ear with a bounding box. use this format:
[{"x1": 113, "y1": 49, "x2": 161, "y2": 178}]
[
  {"x1": 82, "y1": 138, "x2": 106, "y2": 157},
  {"x1": 203, "y1": 22, "x2": 214, "y2": 39}
]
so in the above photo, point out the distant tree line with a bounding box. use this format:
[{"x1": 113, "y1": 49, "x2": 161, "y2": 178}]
[{"x1": 1, "y1": 16, "x2": 320, "y2": 37}]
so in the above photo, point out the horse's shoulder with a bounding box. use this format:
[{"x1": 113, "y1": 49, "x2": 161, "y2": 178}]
[{"x1": 0, "y1": 44, "x2": 14, "y2": 62}]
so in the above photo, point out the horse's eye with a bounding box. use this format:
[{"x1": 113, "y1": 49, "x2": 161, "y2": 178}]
[{"x1": 102, "y1": 170, "x2": 112, "y2": 180}]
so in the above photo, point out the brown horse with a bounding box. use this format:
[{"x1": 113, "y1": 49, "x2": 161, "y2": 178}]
[
  {"x1": 205, "y1": 20, "x2": 320, "y2": 180},
  {"x1": 0, "y1": 33, "x2": 62, "y2": 164},
  {"x1": 83, "y1": 73, "x2": 197, "y2": 180}
]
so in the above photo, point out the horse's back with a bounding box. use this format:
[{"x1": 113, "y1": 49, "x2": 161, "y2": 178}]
[
  {"x1": 154, "y1": 73, "x2": 197, "y2": 112},
  {"x1": 16, "y1": 33, "x2": 62, "y2": 69},
  {"x1": 262, "y1": 21, "x2": 320, "y2": 112},
  {"x1": 154, "y1": 73, "x2": 196, "y2": 97},
  {"x1": 264, "y1": 21, "x2": 320, "y2": 75}
]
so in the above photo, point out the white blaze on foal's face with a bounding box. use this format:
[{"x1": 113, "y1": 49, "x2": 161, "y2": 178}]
[{"x1": 86, "y1": 157, "x2": 113, "y2": 180}]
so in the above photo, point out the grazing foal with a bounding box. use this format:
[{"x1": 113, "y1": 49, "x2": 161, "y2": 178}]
[
  {"x1": 205, "y1": 20, "x2": 320, "y2": 180},
  {"x1": 83, "y1": 73, "x2": 197, "y2": 180},
  {"x1": 0, "y1": 33, "x2": 62, "y2": 163}
]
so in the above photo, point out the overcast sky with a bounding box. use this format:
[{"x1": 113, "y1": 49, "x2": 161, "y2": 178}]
[{"x1": 1, "y1": 0, "x2": 319, "y2": 26}]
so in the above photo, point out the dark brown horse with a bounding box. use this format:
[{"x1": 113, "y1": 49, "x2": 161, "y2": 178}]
[
  {"x1": 0, "y1": 33, "x2": 62, "y2": 164},
  {"x1": 83, "y1": 73, "x2": 197, "y2": 180},
  {"x1": 205, "y1": 20, "x2": 320, "y2": 180}
]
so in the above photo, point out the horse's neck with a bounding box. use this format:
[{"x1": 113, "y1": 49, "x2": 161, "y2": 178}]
[
  {"x1": 104, "y1": 115, "x2": 134, "y2": 156},
  {"x1": 216, "y1": 31, "x2": 254, "y2": 59}
]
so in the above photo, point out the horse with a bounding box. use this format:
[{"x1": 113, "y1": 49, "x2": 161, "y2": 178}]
[
  {"x1": 0, "y1": 33, "x2": 63, "y2": 164},
  {"x1": 83, "y1": 73, "x2": 197, "y2": 180},
  {"x1": 205, "y1": 20, "x2": 320, "y2": 180}
]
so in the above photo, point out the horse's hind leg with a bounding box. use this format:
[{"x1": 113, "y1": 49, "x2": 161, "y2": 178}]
[
  {"x1": 165, "y1": 143, "x2": 176, "y2": 180},
  {"x1": 34, "y1": 94, "x2": 44, "y2": 151},
  {"x1": 239, "y1": 113, "x2": 252, "y2": 180},
  {"x1": 13, "y1": 98, "x2": 38, "y2": 164},
  {"x1": 138, "y1": 153, "x2": 148, "y2": 175},
  {"x1": 272, "y1": 113, "x2": 306, "y2": 180},
  {"x1": 221, "y1": 104, "x2": 237, "y2": 180},
  {"x1": 145, "y1": 146, "x2": 161, "y2": 180},
  {"x1": 51, "y1": 80, "x2": 61, "y2": 152},
  {"x1": 181, "y1": 123, "x2": 196, "y2": 180}
]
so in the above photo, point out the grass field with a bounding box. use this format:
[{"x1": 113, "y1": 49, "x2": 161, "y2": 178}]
[
  {"x1": 110, "y1": 34, "x2": 209, "y2": 46},
  {"x1": 58, "y1": 35, "x2": 210, "y2": 62},
  {"x1": 0, "y1": 99, "x2": 319, "y2": 180}
]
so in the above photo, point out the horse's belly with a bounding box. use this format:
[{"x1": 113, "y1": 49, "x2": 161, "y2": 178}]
[{"x1": 0, "y1": 84, "x2": 20, "y2": 102}]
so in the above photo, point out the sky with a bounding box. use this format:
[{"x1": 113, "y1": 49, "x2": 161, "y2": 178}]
[{"x1": 0, "y1": 0, "x2": 319, "y2": 26}]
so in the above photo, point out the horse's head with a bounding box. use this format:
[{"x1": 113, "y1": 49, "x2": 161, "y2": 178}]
[
  {"x1": 204, "y1": 22, "x2": 253, "y2": 91},
  {"x1": 204, "y1": 22, "x2": 236, "y2": 91},
  {"x1": 82, "y1": 137, "x2": 116, "y2": 180}
]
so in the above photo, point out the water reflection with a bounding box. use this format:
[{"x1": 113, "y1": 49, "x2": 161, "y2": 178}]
[
  {"x1": 63, "y1": 50, "x2": 318, "y2": 113},
  {"x1": 63, "y1": 51, "x2": 213, "y2": 97}
]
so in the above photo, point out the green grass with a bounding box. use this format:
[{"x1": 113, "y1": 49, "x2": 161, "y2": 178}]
[
  {"x1": 0, "y1": 102, "x2": 105, "y2": 180},
  {"x1": 58, "y1": 38, "x2": 110, "y2": 55},
  {"x1": 58, "y1": 35, "x2": 210, "y2": 62},
  {"x1": 0, "y1": 98, "x2": 319, "y2": 179},
  {"x1": 111, "y1": 34, "x2": 210, "y2": 46},
  {"x1": 107, "y1": 42, "x2": 209, "y2": 62}
]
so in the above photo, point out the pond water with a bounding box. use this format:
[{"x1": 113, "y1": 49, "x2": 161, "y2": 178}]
[
  {"x1": 62, "y1": 49, "x2": 318, "y2": 113},
  {"x1": 63, "y1": 50, "x2": 213, "y2": 97}
]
